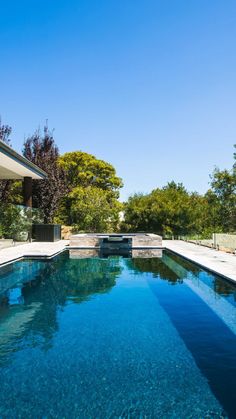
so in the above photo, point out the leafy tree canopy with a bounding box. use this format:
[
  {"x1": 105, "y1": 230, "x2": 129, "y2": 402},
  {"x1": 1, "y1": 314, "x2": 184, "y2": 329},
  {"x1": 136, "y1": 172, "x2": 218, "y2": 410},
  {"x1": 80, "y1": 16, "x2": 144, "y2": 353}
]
[
  {"x1": 56, "y1": 151, "x2": 123, "y2": 232},
  {"x1": 123, "y1": 182, "x2": 197, "y2": 237},
  {"x1": 123, "y1": 146, "x2": 236, "y2": 237},
  {"x1": 209, "y1": 166, "x2": 236, "y2": 232},
  {"x1": 0, "y1": 120, "x2": 13, "y2": 202},
  {"x1": 56, "y1": 186, "x2": 122, "y2": 232},
  {"x1": 23, "y1": 125, "x2": 68, "y2": 223},
  {"x1": 122, "y1": 182, "x2": 220, "y2": 237},
  {"x1": 0, "y1": 119, "x2": 12, "y2": 145},
  {"x1": 59, "y1": 151, "x2": 123, "y2": 198}
]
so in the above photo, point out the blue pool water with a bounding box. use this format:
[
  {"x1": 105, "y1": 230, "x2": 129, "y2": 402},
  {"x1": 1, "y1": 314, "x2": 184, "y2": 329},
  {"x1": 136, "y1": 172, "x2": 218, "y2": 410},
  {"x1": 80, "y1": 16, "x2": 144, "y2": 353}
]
[{"x1": 0, "y1": 250, "x2": 235, "y2": 418}]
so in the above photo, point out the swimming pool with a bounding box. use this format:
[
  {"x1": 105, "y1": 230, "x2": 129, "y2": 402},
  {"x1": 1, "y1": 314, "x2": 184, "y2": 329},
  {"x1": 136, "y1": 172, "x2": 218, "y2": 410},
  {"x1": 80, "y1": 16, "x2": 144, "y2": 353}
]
[{"x1": 0, "y1": 250, "x2": 235, "y2": 418}]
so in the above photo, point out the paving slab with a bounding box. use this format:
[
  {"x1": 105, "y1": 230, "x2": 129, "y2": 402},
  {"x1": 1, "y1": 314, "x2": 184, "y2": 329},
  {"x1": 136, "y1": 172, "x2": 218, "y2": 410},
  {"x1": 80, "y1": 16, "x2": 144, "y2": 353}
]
[
  {"x1": 164, "y1": 240, "x2": 236, "y2": 283},
  {"x1": 0, "y1": 240, "x2": 69, "y2": 266}
]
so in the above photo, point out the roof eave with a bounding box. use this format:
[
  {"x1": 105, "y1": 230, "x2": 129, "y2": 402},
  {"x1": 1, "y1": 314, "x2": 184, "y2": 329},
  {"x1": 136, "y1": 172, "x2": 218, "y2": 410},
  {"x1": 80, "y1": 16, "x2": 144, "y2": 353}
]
[{"x1": 0, "y1": 140, "x2": 47, "y2": 179}]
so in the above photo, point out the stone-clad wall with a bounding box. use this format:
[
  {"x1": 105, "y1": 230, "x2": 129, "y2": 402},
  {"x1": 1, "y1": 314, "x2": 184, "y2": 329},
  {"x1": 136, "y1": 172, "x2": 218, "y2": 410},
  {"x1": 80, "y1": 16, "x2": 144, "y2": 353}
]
[
  {"x1": 61, "y1": 226, "x2": 73, "y2": 240},
  {"x1": 132, "y1": 249, "x2": 163, "y2": 257},
  {"x1": 70, "y1": 235, "x2": 101, "y2": 247},
  {"x1": 69, "y1": 248, "x2": 163, "y2": 258},
  {"x1": 70, "y1": 233, "x2": 162, "y2": 248},
  {"x1": 69, "y1": 249, "x2": 100, "y2": 258},
  {"x1": 132, "y1": 234, "x2": 162, "y2": 247}
]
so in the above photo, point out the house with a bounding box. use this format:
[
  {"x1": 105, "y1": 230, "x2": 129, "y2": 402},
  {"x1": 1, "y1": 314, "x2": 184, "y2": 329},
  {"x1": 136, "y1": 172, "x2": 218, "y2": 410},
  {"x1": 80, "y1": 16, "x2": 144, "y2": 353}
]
[{"x1": 0, "y1": 140, "x2": 47, "y2": 207}]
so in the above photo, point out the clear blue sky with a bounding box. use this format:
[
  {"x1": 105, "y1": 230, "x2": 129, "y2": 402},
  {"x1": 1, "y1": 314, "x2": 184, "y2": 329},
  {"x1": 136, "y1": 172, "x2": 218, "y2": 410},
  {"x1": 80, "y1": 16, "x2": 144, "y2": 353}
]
[{"x1": 1, "y1": 0, "x2": 236, "y2": 200}]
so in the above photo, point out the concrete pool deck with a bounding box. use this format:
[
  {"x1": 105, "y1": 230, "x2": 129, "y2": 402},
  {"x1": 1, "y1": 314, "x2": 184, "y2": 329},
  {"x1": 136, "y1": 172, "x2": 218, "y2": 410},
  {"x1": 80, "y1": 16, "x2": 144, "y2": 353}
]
[
  {"x1": 0, "y1": 239, "x2": 235, "y2": 284},
  {"x1": 164, "y1": 240, "x2": 236, "y2": 283},
  {"x1": 0, "y1": 240, "x2": 69, "y2": 266}
]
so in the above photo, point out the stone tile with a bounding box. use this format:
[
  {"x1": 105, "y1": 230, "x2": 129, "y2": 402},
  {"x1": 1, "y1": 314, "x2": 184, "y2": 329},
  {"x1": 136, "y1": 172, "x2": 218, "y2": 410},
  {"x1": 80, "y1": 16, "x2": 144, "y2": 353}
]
[
  {"x1": 0, "y1": 240, "x2": 69, "y2": 266},
  {"x1": 164, "y1": 240, "x2": 236, "y2": 284}
]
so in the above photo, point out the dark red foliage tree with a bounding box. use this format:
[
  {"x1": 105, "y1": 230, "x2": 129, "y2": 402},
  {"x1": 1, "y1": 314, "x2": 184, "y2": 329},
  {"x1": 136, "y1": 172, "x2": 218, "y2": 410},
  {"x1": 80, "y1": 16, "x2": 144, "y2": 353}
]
[
  {"x1": 23, "y1": 125, "x2": 68, "y2": 223},
  {"x1": 0, "y1": 120, "x2": 13, "y2": 202}
]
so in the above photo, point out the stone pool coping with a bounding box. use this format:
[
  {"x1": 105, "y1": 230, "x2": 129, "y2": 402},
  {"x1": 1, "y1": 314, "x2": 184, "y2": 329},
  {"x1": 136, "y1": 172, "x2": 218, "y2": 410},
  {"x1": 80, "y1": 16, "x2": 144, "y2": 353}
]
[
  {"x1": 0, "y1": 240, "x2": 69, "y2": 266},
  {"x1": 0, "y1": 239, "x2": 236, "y2": 284},
  {"x1": 164, "y1": 240, "x2": 236, "y2": 284}
]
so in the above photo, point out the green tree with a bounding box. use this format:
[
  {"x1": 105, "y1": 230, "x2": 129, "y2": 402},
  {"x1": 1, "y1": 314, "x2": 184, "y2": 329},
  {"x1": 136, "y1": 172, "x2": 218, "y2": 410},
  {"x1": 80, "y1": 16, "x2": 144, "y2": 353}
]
[
  {"x1": 123, "y1": 182, "x2": 199, "y2": 237},
  {"x1": 57, "y1": 151, "x2": 123, "y2": 231},
  {"x1": 57, "y1": 186, "x2": 122, "y2": 232},
  {"x1": 210, "y1": 168, "x2": 236, "y2": 232},
  {"x1": 121, "y1": 193, "x2": 149, "y2": 232},
  {"x1": 59, "y1": 151, "x2": 123, "y2": 197},
  {"x1": 148, "y1": 182, "x2": 196, "y2": 236},
  {"x1": 123, "y1": 146, "x2": 236, "y2": 237}
]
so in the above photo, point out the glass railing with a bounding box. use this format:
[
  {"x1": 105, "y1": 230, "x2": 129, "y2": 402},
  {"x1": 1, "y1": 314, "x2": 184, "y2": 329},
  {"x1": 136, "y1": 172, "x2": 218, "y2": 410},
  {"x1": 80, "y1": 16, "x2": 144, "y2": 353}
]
[
  {"x1": 179, "y1": 233, "x2": 236, "y2": 253},
  {"x1": 0, "y1": 204, "x2": 43, "y2": 248}
]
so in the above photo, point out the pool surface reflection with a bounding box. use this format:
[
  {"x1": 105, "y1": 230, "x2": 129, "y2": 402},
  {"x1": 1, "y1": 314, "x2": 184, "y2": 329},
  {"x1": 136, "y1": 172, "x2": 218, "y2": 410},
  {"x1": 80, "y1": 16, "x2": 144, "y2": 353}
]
[{"x1": 0, "y1": 251, "x2": 235, "y2": 418}]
